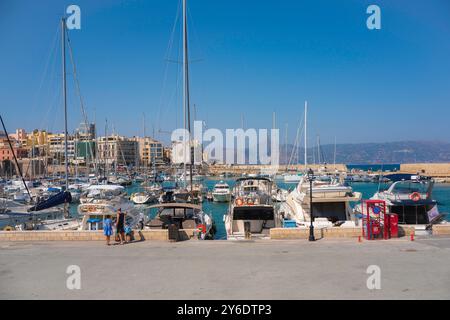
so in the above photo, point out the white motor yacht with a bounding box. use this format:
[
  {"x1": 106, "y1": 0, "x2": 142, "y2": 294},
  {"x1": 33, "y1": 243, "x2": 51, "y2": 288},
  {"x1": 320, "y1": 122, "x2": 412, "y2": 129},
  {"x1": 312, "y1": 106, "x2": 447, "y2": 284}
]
[
  {"x1": 225, "y1": 177, "x2": 282, "y2": 240},
  {"x1": 212, "y1": 181, "x2": 231, "y2": 202},
  {"x1": 282, "y1": 175, "x2": 361, "y2": 228}
]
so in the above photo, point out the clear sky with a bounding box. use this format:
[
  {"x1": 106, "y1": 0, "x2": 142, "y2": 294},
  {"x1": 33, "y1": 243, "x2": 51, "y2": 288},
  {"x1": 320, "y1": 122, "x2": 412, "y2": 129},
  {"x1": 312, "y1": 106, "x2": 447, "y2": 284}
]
[{"x1": 1, "y1": 0, "x2": 449, "y2": 145}]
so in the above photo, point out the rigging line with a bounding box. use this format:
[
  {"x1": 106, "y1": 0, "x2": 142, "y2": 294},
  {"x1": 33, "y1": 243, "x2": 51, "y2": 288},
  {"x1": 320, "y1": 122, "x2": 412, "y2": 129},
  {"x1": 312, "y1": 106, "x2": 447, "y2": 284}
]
[
  {"x1": 187, "y1": 5, "x2": 206, "y2": 65},
  {"x1": 0, "y1": 115, "x2": 34, "y2": 204},
  {"x1": 157, "y1": 0, "x2": 182, "y2": 133},
  {"x1": 65, "y1": 28, "x2": 97, "y2": 171},
  {"x1": 287, "y1": 115, "x2": 304, "y2": 169},
  {"x1": 38, "y1": 27, "x2": 61, "y2": 131},
  {"x1": 31, "y1": 23, "x2": 60, "y2": 113}
]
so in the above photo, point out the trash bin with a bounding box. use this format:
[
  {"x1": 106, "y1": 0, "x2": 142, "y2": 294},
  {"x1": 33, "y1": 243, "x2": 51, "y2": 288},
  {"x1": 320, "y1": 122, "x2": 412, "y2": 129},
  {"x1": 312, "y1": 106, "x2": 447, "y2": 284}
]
[
  {"x1": 168, "y1": 223, "x2": 179, "y2": 242},
  {"x1": 389, "y1": 214, "x2": 399, "y2": 238}
]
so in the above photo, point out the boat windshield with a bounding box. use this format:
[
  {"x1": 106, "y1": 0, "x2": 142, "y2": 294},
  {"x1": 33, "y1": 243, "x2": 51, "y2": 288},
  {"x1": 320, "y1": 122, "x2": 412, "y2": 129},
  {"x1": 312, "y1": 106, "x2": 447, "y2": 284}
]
[{"x1": 390, "y1": 181, "x2": 430, "y2": 194}]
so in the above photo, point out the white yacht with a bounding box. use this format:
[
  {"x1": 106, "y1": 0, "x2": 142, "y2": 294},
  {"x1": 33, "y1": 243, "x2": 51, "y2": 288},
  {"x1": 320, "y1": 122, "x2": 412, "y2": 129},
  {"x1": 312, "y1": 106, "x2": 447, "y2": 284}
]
[
  {"x1": 77, "y1": 196, "x2": 144, "y2": 231},
  {"x1": 130, "y1": 192, "x2": 156, "y2": 205},
  {"x1": 353, "y1": 174, "x2": 448, "y2": 233},
  {"x1": 225, "y1": 177, "x2": 282, "y2": 240},
  {"x1": 212, "y1": 181, "x2": 231, "y2": 202},
  {"x1": 146, "y1": 203, "x2": 216, "y2": 240},
  {"x1": 282, "y1": 175, "x2": 362, "y2": 228},
  {"x1": 80, "y1": 184, "x2": 125, "y2": 204}
]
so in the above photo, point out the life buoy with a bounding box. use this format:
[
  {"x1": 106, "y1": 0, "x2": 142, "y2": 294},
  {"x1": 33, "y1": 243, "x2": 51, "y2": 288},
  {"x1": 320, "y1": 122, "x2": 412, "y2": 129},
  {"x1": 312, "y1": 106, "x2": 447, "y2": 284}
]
[
  {"x1": 246, "y1": 198, "x2": 254, "y2": 206},
  {"x1": 409, "y1": 192, "x2": 421, "y2": 202},
  {"x1": 197, "y1": 224, "x2": 206, "y2": 234},
  {"x1": 3, "y1": 226, "x2": 14, "y2": 231},
  {"x1": 235, "y1": 198, "x2": 244, "y2": 206}
]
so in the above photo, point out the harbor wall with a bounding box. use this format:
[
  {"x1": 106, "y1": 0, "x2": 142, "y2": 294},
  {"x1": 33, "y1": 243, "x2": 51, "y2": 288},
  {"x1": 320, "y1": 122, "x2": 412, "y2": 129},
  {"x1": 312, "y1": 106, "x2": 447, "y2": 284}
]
[
  {"x1": 3, "y1": 225, "x2": 447, "y2": 241},
  {"x1": 400, "y1": 163, "x2": 450, "y2": 177},
  {"x1": 208, "y1": 164, "x2": 347, "y2": 175},
  {"x1": 270, "y1": 225, "x2": 421, "y2": 240},
  {"x1": 0, "y1": 229, "x2": 197, "y2": 242}
]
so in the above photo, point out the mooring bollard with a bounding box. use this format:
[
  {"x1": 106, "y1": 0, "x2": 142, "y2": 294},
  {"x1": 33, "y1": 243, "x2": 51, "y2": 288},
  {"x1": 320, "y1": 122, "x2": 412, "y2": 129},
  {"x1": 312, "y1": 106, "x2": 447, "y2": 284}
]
[
  {"x1": 410, "y1": 232, "x2": 415, "y2": 241},
  {"x1": 358, "y1": 235, "x2": 362, "y2": 243}
]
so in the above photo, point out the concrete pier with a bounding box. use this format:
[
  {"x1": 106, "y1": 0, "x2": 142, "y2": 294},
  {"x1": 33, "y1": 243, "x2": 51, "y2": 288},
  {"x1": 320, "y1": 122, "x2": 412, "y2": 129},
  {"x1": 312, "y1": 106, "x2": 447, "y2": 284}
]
[{"x1": 1, "y1": 237, "x2": 450, "y2": 299}]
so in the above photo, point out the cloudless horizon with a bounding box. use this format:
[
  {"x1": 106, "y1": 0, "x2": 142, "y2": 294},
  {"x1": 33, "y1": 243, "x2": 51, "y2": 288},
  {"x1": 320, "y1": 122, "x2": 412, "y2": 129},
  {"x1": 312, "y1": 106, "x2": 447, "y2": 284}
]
[{"x1": 1, "y1": 0, "x2": 450, "y2": 145}]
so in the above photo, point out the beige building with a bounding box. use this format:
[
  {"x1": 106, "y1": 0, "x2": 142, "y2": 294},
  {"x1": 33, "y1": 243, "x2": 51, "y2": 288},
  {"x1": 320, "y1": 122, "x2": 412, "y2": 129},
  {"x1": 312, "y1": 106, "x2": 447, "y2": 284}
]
[
  {"x1": 47, "y1": 133, "x2": 76, "y2": 164},
  {"x1": 97, "y1": 135, "x2": 137, "y2": 166},
  {"x1": 132, "y1": 137, "x2": 164, "y2": 166}
]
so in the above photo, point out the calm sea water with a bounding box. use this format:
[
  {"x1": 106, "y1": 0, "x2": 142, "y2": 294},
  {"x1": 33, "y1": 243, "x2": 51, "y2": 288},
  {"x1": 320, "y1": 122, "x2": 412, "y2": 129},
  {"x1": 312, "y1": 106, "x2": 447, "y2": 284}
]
[{"x1": 70, "y1": 178, "x2": 450, "y2": 240}]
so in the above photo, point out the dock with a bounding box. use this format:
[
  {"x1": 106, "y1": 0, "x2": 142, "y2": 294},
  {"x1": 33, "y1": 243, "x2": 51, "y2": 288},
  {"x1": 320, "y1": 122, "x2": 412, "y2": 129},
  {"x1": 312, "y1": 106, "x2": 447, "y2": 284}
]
[{"x1": 1, "y1": 238, "x2": 450, "y2": 299}]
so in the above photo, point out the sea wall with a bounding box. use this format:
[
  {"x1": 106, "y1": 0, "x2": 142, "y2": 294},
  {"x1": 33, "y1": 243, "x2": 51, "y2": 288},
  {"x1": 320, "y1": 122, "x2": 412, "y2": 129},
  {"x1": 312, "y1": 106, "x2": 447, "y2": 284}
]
[
  {"x1": 209, "y1": 164, "x2": 347, "y2": 175},
  {"x1": 400, "y1": 163, "x2": 450, "y2": 177},
  {"x1": 0, "y1": 229, "x2": 198, "y2": 242}
]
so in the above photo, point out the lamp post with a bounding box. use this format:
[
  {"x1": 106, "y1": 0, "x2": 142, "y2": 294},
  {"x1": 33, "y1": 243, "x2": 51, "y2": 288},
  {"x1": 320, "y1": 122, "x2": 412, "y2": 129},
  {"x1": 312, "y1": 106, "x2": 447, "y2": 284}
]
[{"x1": 308, "y1": 168, "x2": 315, "y2": 241}]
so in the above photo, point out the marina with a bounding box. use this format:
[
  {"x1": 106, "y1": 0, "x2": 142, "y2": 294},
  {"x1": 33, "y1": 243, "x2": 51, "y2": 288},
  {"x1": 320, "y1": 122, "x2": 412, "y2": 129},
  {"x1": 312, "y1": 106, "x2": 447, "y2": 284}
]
[{"x1": 1, "y1": 0, "x2": 450, "y2": 304}]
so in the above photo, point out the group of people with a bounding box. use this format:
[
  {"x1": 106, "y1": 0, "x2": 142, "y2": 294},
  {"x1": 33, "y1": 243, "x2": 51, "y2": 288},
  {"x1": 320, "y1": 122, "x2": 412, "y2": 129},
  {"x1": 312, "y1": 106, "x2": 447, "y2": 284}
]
[{"x1": 103, "y1": 208, "x2": 133, "y2": 246}]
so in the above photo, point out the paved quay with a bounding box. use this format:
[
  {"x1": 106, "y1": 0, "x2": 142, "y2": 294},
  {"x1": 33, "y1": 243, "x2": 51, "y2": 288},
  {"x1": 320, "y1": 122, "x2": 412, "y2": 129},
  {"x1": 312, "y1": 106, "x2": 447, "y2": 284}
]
[{"x1": 1, "y1": 237, "x2": 450, "y2": 300}]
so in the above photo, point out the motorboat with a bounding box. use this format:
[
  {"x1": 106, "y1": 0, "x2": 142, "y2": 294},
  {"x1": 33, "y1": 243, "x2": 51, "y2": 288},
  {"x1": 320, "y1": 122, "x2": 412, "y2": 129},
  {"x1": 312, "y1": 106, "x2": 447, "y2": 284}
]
[
  {"x1": 283, "y1": 173, "x2": 303, "y2": 183},
  {"x1": 282, "y1": 175, "x2": 362, "y2": 228},
  {"x1": 80, "y1": 184, "x2": 125, "y2": 204},
  {"x1": 353, "y1": 174, "x2": 448, "y2": 232},
  {"x1": 225, "y1": 177, "x2": 282, "y2": 240},
  {"x1": 145, "y1": 202, "x2": 215, "y2": 240},
  {"x1": 130, "y1": 192, "x2": 156, "y2": 205},
  {"x1": 212, "y1": 181, "x2": 231, "y2": 202},
  {"x1": 77, "y1": 195, "x2": 145, "y2": 231},
  {"x1": 0, "y1": 198, "x2": 69, "y2": 230}
]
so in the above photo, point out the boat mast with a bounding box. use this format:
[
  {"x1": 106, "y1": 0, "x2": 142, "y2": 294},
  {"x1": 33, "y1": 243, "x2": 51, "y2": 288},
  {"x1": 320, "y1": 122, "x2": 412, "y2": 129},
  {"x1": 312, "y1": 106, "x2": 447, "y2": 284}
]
[
  {"x1": 183, "y1": 0, "x2": 193, "y2": 193},
  {"x1": 304, "y1": 101, "x2": 307, "y2": 169},
  {"x1": 61, "y1": 17, "x2": 69, "y2": 190}
]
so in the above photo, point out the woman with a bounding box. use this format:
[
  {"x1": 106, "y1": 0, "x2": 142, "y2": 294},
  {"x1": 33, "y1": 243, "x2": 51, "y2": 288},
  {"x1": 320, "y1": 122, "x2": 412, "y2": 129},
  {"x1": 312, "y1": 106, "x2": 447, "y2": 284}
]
[
  {"x1": 103, "y1": 215, "x2": 113, "y2": 246},
  {"x1": 116, "y1": 208, "x2": 126, "y2": 245}
]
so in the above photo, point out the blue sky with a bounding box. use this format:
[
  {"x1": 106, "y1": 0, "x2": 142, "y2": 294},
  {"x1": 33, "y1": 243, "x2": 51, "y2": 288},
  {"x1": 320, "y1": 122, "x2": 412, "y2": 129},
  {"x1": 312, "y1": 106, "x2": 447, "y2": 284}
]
[{"x1": 1, "y1": 0, "x2": 449, "y2": 145}]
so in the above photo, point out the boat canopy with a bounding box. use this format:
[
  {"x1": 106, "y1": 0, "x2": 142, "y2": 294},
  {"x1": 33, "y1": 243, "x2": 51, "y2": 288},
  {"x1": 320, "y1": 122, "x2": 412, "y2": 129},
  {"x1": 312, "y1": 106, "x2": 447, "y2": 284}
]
[
  {"x1": 148, "y1": 203, "x2": 202, "y2": 210},
  {"x1": 87, "y1": 185, "x2": 124, "y2": 191}
]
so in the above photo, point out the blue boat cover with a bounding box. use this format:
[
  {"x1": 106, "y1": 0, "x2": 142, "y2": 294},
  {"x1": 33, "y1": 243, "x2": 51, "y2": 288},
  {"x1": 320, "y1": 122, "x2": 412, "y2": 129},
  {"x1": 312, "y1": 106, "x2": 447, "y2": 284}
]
[{"x1": 28, "y1": 191, "x2": 72, "y2": 212}]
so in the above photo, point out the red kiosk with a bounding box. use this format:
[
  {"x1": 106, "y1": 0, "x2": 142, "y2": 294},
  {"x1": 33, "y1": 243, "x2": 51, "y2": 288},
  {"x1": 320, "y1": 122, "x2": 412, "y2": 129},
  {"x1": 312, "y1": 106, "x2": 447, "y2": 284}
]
[{"x1": 361, "y1": 200, "x2": 398, "y2": 240}]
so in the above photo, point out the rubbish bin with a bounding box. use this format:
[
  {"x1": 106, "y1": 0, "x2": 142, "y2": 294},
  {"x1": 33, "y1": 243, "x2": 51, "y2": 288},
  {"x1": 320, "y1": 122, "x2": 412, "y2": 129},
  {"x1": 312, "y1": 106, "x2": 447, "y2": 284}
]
[
  {"x1": 389, "y1": 214, "x2": 399, "y2": 238},
  {"x1": 168, "y1": 223, "x2": 179, "y2": 242}
]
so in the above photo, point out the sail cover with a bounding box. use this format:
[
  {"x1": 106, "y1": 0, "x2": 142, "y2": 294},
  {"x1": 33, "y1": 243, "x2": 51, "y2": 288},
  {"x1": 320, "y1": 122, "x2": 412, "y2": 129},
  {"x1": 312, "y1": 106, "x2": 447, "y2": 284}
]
[{"x1": 28, "y1": 191, "x2": 72, "y2": 212}]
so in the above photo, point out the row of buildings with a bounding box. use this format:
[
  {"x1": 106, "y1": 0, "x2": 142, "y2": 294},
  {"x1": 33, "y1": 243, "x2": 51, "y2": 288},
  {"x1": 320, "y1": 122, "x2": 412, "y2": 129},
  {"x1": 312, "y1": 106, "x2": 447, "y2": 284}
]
[{"x1": 0, "y1": 124, "x2": 169, "y2": 168}]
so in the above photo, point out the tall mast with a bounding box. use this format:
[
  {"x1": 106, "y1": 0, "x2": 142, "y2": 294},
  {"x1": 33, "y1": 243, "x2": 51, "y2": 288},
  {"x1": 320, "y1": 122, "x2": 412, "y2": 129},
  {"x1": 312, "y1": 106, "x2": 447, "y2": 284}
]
[
  {"x1": 304, "y1": 101, "x2": 307, "y2": 168},
  {"x1": 183, "y1": 0, "x2": 193, "y2": 192},
  {"x1": 61, "y1": 17, "x2": 69, "y2": 190}
]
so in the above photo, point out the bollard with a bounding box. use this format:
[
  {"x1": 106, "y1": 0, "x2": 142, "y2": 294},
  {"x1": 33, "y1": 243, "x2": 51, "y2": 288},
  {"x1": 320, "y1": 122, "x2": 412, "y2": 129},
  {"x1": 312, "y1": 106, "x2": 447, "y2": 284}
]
[
  {"x1": 358, "y1": 236, "x2": 362, "y2": 243},
  {"x1": 410, "y1": 232, "x2": 414, "y2": 241}
]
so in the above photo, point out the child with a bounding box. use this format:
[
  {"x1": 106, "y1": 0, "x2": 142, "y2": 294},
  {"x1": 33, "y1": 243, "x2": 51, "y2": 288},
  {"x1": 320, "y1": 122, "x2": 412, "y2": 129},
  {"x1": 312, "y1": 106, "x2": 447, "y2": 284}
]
[
  {"x1": 103, "y1": 215, "x2": 113, "y2": 246},
  {"x1": 124, "y1": 222, "x2": 133, "y2": 243}
]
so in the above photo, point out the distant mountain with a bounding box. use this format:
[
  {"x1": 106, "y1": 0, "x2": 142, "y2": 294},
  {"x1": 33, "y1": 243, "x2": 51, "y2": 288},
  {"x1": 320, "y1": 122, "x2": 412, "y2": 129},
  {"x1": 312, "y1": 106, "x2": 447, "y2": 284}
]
[{"x1": 280, "y1": 141, "x2": 450, "y2": 165}]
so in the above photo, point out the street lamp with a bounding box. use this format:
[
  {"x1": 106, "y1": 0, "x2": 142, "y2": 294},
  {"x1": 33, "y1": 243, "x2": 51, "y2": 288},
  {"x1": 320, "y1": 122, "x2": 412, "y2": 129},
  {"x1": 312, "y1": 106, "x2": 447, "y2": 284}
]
[{"x1": 307, "y1": 168, "x2": 315, "y2": 241}]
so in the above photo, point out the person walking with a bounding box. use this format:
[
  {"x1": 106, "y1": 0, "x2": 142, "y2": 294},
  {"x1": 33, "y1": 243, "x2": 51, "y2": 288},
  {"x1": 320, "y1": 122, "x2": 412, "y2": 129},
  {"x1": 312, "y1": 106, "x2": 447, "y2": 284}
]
[
  {"x1": 116, "y1": 208, "x2": 126, "y2": 245},
  {"x1": 103, "y1": 215, "x2": 113, "y2": 246}
]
